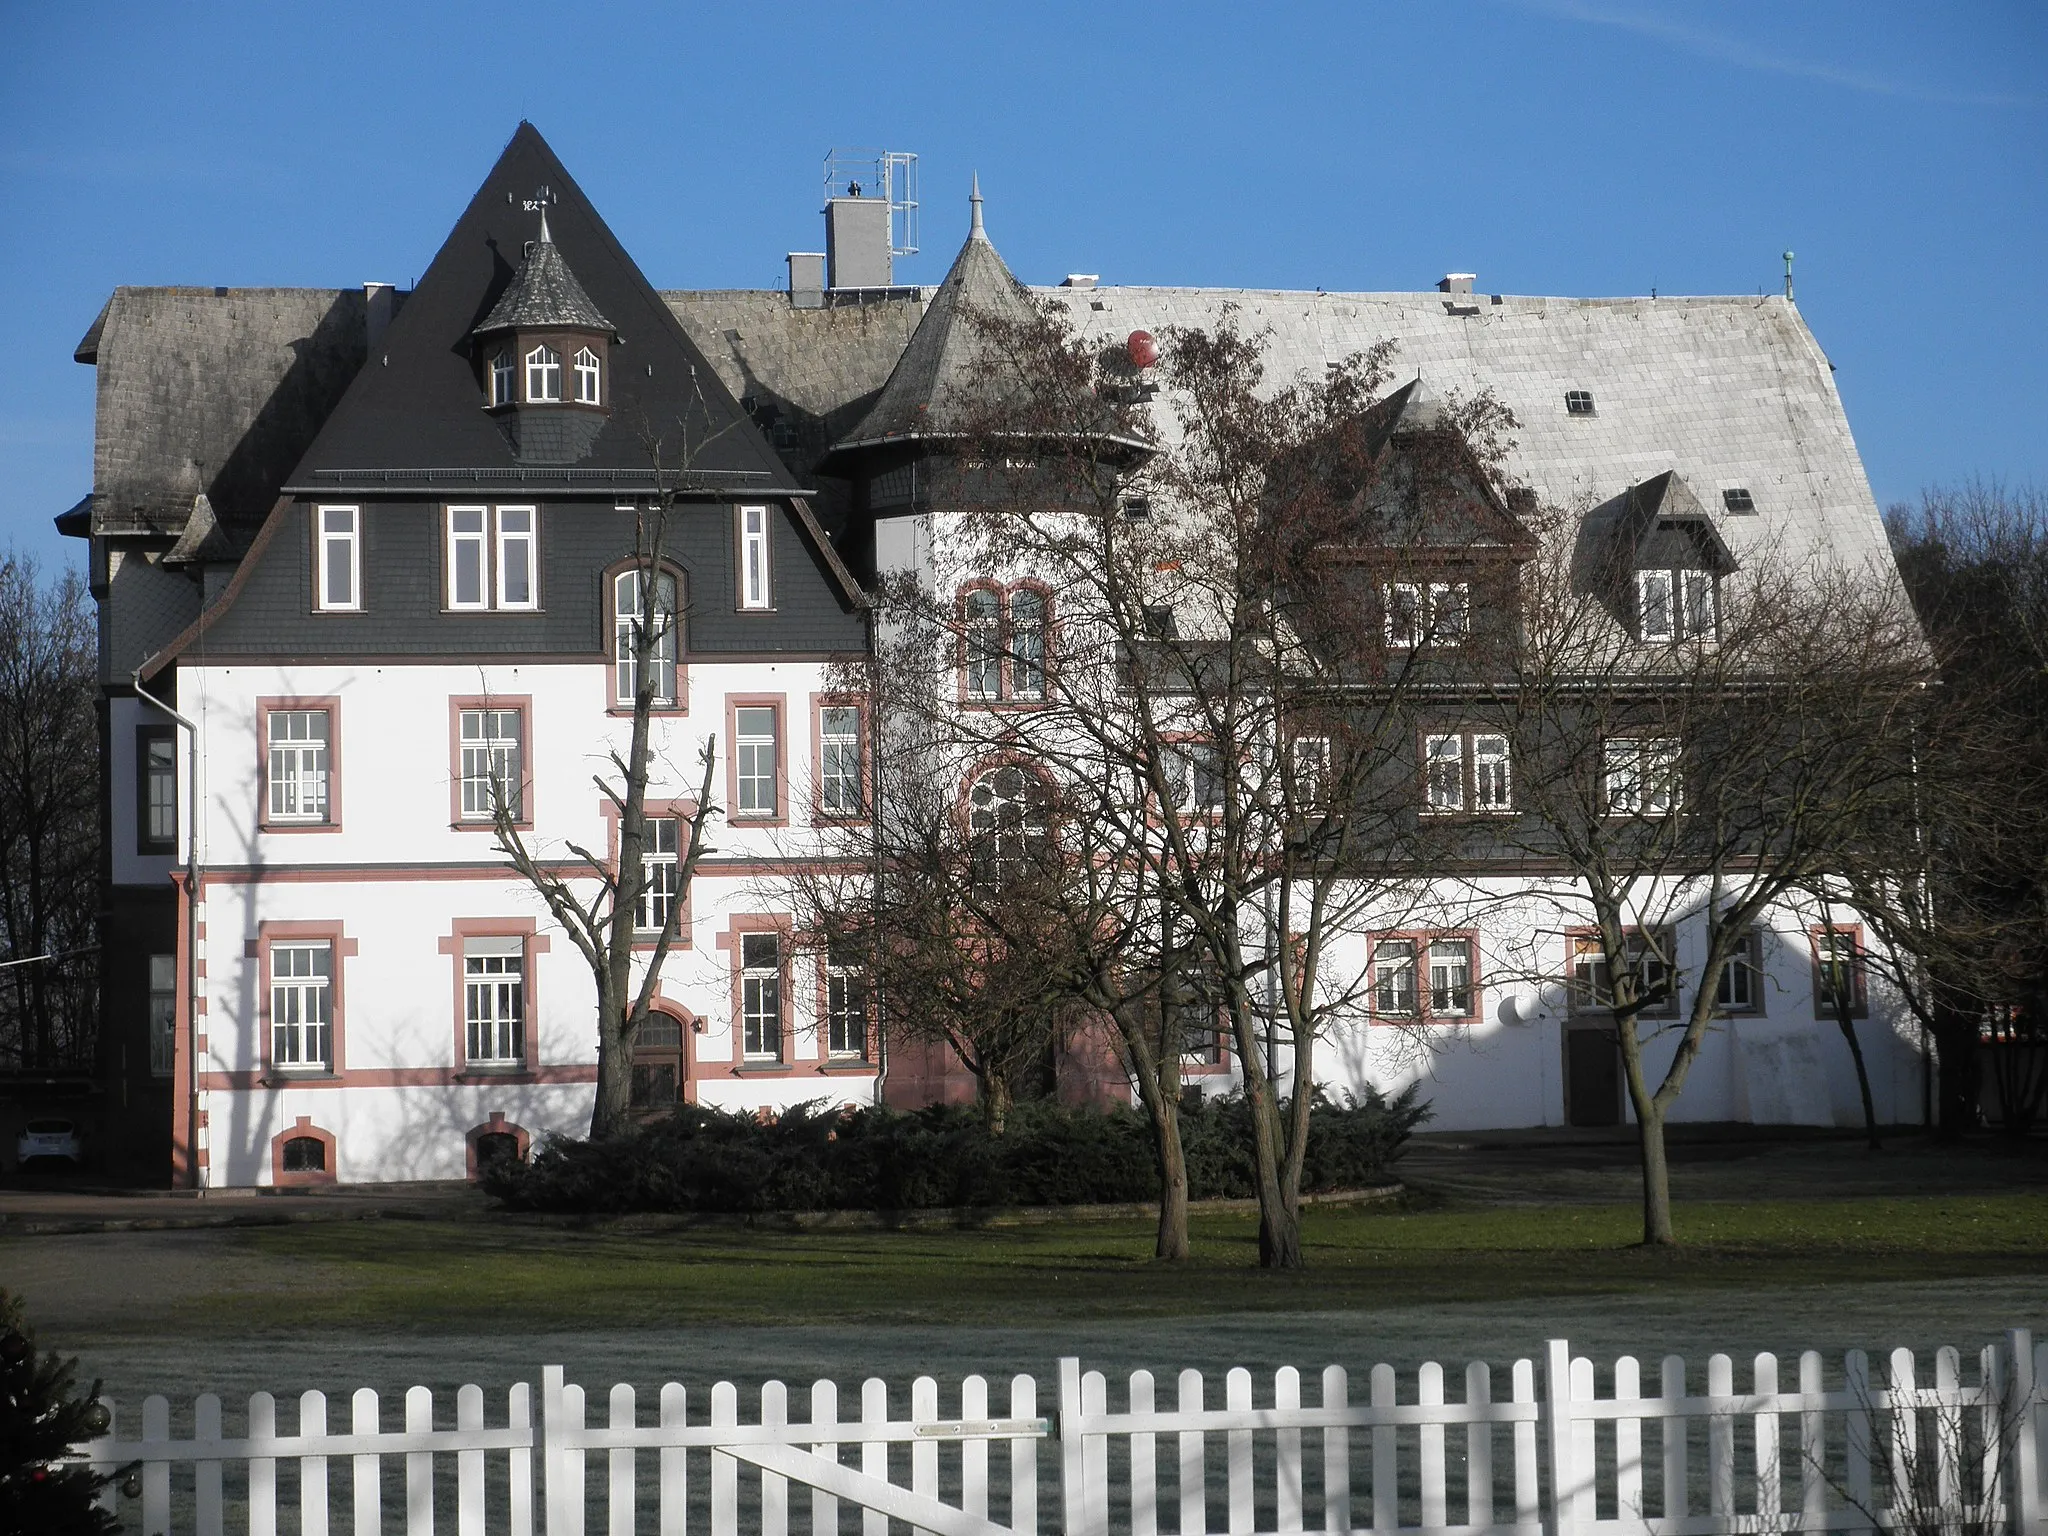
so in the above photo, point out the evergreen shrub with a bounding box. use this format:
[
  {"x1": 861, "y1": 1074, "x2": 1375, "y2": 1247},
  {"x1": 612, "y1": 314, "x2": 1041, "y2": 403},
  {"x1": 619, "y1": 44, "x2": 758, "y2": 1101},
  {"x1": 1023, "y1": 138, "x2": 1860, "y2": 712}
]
[{"x1": 483, "y1": 1087, "x2": 1429, "y2": 1215}]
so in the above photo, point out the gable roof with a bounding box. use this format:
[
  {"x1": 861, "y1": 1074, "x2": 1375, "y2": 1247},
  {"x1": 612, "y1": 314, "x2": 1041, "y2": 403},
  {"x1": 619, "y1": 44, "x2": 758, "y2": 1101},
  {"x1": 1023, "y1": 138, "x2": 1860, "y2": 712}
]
[
  {"x1": 285, "y1": 123, "x2": 805, "y2": 498},
  {"x1": 1616, "y1": 470, "x2": 1737, "y2": 574}
]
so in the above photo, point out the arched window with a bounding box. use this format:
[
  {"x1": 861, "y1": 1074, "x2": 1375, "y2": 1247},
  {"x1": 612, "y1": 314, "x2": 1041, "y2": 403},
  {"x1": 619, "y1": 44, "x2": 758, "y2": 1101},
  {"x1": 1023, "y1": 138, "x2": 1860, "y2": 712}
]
[
  {"x1": 631, "y1": 1013, "x2": 684, "y2": 1111},
  {"x1": 281, "y1": 1135, "x2": 326, "y2": 1173},
  {"x1": 1009, "y1": 589, "x2": 1046, "y2": 700},
  {"x1": 525, "y1": 344, "x2": 561, "y2": 402},
  {"x1": 614, "y1": 568, "x2": 679, "y2": 706},
  {"x1": 967, "y1": 764, "x2": 1052, "y2": 891},
  {"x1": 489, "y1": 352, "x2": 513, "y2": 407},
  {"x1": 574, "y1": 347, "x2": 602, "y2": 404},
  {"x1": 963, "y1": 590, "x2": 1001, "y2": 700}
]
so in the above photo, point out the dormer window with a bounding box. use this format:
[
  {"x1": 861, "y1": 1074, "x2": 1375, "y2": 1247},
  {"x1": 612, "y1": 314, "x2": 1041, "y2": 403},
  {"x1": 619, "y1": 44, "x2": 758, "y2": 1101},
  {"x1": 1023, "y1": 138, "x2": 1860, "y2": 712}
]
[
  {"x1": 574, "y1": 347, "x2": 601, "y2": 405},
  {"x1": 525, "y1": 345, "x2": 561, "y2": 403},
  {"x1": 489, "y1": 352, "x2": 514, "y2": 407},
  {"x1": 1638, "y1": 568, "x2": 1717, "y2": 642}
]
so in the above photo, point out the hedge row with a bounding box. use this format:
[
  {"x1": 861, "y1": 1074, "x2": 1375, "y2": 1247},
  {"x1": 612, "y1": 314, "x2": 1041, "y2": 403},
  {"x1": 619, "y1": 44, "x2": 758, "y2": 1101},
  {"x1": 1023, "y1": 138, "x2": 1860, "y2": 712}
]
[{"x1": 482, "y1": 1087, "x2": 1431, "y2": 1214}]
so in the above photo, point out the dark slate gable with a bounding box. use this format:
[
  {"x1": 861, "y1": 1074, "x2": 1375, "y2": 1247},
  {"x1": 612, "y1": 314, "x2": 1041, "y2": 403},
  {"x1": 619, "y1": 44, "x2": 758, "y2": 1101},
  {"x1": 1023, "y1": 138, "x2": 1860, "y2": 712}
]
[
  {"x1": 286, "y1": 123, "x2": 803, "y2": 496},
  {"x1": 141, "y1": 498, "x2": 863, "y2": 675}
]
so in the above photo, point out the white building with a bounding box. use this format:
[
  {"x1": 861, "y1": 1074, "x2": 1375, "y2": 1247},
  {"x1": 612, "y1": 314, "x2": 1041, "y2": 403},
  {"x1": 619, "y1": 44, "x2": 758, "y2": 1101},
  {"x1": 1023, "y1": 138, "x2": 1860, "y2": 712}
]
[{"x1": 66, "y1": 126, "x2": 1924, "y2": 1186}]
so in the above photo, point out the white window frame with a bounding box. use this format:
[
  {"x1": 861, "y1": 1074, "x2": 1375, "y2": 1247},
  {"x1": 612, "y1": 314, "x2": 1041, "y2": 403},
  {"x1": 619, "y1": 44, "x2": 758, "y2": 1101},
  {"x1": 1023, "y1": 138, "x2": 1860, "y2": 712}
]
[
  {"x1": 316, "y1": 505, "x2": 361, "y2": 612},
  {"x1": 447, "y1": 506, "x2": 490, "y2": 610},
  {"x1": 448, "y1": 505, "x2": 539, "y2": 611},
  {"x1": 1385, "y1": 582, "x2": 1423, "y2": 648},
  {"x1": 1569, "y1": 930, "x2": 1679, "y2": 1017},
  {"x1": 634, "y1": 816, "x2": 681, "y2": 934},
  {"x1": 270, "y1": 941, "x2": 333, "y2": 1072},
  {"x1": 1639, "y1": 567, "x2": 1717, "y2": 642},
  {"x1": 740, "y1": 932, "x2": 782, "y2": 1061},
  {"x1": 1428, "y1": 938, "x2": 1476, "y2": 1018},
  {"x1": 967, "y1": 765, "x2": 1051, "y2": 891},
  {"x1": 573, "y1": 347, "x2": 601, "y2": 405},
  {"x1": 1604, "y1": 736, "x2": 1682, "y2": 815},
  {"x1": 825, "y1": 940, "x2": 868, "y2": 1058},
  {"x1": 463, "y1": 935, "x2": 526, "y2": 1067},
  {"x1": 738, "y1": 504, "x2": 772, "y2": 610},
  {"x1": 1716, "y1": 927, "x2": 1765, "y2": 1014},
  {"x1": 526, "y1": 344, "x2": 561, "y2": 402},
  {"x1": 1009, "y1": 589, "x2": 1047, "y2": 699},
  {"x1": 963, "y1": 589, "x2": 1002, "y2": 699},
  {"x1": 266, "y1": 709, "x2": 330, "y2": 823},
  {"x1": 143, "y1": 732, "x2": 178, "y2": 846},
  {"x1": 613, "y1": 568, "x2": 678, "y2": 707},
  {"x1": 459, "y1": 708, "x2": 524, "y2": 821},
  {"x1": 820, "y1": 705, "x2": 863, "y2": 817},
  {"x1": 1288, "y1": 735, "x2": 1330, "y2": 807},
  {"x1": 489, "y1": 351, "x2": 513, "y2": 407},
  {"x1": 147, "y1": 953, "x2": 177, "y2": 1077},
  {"x1": 1373, "y1": 937, "x2": 1418, "y2": 1017},
  {"x1": 1472, "y1": 733, "x2": 1511, "y2": 811},
  {"x1": 1424, "y1": 733, "x2": 1465, "y2": 812},
  {"x1": 1385, "y1": 581, "x2": 1469, "y2": 647},
  {"x1": 734, "y1": 706, "x2": 779, "y2": 819},
  {"x1": 495, "y1": 506, "x2": 537, "y2": 610},
  {"x1": 1166, "y1": 741, "x2": 1226, "y2": 815}
]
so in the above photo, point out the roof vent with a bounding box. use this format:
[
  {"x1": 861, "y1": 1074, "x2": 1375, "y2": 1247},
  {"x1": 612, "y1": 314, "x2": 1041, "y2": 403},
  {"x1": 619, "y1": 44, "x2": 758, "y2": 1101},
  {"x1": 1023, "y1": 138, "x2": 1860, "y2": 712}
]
[
  {"x1": 1437, "y1": 273, "x2": 1475, "y2": 294},
  {"x1": 1061, "y1": 274, "x2": 1099, "y2": 289}
]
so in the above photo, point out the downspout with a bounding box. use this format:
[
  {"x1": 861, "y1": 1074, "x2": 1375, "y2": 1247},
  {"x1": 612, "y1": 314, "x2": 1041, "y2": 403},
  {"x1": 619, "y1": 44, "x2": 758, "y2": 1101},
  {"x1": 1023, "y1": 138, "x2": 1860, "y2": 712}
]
[
  {"x1": 865, "y1": 600, "x2": 887, "y2": 1108},
  {"x1": 133, "y1": 668, "x2": 203, "y2": 1189}
]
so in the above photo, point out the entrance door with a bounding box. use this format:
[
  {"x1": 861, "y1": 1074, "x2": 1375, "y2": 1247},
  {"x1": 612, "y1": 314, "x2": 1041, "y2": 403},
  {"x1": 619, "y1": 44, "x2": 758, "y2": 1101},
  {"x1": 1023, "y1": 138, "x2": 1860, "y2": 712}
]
[{"x1": 1565, "y1": 1026, "x2": 1622, "y2": 1127}]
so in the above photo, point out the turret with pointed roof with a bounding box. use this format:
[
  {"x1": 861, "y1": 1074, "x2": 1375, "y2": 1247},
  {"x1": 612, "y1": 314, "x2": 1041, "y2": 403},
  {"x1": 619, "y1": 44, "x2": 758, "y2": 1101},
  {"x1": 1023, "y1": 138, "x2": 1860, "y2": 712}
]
[{"x1": 825, "y1": 179, "x2": 1050, "y2": 456}]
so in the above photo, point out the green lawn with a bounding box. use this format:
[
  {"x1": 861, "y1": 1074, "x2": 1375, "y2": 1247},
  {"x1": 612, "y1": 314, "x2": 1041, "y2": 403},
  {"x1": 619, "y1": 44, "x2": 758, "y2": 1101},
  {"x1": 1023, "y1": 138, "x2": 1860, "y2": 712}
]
[{"x1": 186, "y1": 1191, "x2": 2048, "y2": 1333}]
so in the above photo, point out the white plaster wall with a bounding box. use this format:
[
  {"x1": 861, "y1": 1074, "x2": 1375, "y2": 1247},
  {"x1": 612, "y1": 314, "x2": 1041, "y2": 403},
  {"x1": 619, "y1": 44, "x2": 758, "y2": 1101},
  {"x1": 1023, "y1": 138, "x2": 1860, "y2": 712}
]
[
  {"x1": 185, "y1": 654, "x2": 882, "y2": 1186},
  {"x1": 1303, "y1": 880, "x2": 1927, "y2": 1133}
]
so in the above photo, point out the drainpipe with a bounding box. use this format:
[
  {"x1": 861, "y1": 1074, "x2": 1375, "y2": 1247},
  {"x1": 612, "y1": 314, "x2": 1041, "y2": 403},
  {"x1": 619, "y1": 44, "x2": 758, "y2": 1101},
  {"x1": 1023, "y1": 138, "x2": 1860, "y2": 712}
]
[{"x1": 133, "y1": 669, "x2": 204, "y2": 1189}]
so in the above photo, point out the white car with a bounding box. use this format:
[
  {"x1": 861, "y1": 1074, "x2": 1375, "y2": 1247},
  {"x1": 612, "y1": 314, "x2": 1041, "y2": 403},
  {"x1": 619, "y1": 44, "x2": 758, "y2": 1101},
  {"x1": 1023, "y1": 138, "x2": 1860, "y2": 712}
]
[{"x1": 16, "y1": 1118, "x2": 82, "y2": 1169}]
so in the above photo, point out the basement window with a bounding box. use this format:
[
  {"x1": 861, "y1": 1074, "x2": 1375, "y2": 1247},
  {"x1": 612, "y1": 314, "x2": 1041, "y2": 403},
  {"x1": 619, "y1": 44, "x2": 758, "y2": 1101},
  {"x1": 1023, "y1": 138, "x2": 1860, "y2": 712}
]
[
  {"x1": 1722, "y1": 487, "x2": 1757, "y2": 514},
  {"x1": 1564, "y1": 390, "x2": 1597, "y2": 417}
]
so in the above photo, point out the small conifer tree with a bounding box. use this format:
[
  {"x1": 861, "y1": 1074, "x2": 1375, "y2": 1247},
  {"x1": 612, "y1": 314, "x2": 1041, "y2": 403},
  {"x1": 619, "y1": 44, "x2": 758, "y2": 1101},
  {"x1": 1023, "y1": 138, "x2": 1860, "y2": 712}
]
[{"x1": 0, "y1": 1289, "x2": 119, "y2": 1536}]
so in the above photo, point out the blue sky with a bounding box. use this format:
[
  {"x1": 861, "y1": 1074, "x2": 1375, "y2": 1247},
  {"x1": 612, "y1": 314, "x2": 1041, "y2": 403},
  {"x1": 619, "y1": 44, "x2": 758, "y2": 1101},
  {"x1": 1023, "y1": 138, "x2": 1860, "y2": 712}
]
[{"x1": 3, "y1": 1, "x2": 2042, "y2": 571}]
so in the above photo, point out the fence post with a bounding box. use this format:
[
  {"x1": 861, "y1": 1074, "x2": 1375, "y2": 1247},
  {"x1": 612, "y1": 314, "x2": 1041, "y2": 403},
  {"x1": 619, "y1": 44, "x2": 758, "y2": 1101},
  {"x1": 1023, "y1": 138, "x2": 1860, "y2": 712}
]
[
  {"x1": 543, "y1": 1366, "x2": 567, "y2": 1536},
  {"x1": 1059, "y1": 1358, "x2": 1085, "y2": 1536},
  {"x1": 1544, "y1": 1340, "x2": 1576, "y2": 1536},
  {"x1": 2008, "y1": 1330, "x2": 2042, "y2": 1536}
]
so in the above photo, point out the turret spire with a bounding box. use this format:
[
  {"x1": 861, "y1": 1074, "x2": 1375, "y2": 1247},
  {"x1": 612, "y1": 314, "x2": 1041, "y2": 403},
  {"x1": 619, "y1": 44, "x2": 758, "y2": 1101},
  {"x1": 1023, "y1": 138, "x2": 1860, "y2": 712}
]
[{"x1": 969, "y1": 174, "x2": 985, "y2": 240}]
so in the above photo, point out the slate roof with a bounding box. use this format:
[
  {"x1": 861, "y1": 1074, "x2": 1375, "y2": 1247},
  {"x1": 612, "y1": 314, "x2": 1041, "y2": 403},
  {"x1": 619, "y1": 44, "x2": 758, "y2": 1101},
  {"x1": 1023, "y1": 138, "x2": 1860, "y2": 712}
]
[
  {"x1": 77, "y1": 286, "x2": 374, "y2": 538},
  {"x1": 473, "y1": 230, "x2": 611, "y2": 334},
  {"x1": 286, "y1": 124, "x2": 802, "y2": 496},
  {"x1": 821, "y1": 190, "x2": 1142, "y2": 461},
  {"x1": 1035, "y1": 285, "x2": 1898, "y2": 592}
]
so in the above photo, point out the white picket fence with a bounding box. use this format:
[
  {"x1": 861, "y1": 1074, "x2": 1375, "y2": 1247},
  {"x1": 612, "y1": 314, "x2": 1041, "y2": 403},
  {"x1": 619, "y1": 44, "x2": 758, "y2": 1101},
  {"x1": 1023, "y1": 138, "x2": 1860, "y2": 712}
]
[{"x1": 79, "y1": 1331, "x2": 2046, "y2": 1536}]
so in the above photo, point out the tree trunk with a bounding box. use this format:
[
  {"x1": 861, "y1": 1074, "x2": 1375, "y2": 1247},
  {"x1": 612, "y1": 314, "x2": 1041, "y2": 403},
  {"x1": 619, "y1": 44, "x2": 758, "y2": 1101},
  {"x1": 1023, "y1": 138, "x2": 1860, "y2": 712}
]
[
  {"x1": 1147, "y1": 1084, "x2": 1190, "y2": 1261},
  {"x1": 1833, "y1": 1014, "x2": 1882, "y2": 1149},
  {"x1": 590, "y1": 993, "x2": 634, "y2": 1140},
  {"x1": 1617, "y1": 1019, "x2": 1676, "y2": 1246},
  {"x1": 984, "y1": 1072, "x2": 1013, "y2": 1137},
  {"x1": 1245, "y1": 1077, "x2": 1301, "y2": 1269}
]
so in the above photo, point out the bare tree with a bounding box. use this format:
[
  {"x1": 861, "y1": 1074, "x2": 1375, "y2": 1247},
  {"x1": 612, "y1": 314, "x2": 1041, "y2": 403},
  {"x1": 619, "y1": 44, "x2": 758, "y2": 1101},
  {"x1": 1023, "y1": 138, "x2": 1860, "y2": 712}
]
[
  {"x1": 0, "y1": 553, "x2": 98, "y2": 1072},
  {"x1": 488, "y1": 403, "x2": 747, "y2": 1137},
  {"x1": 1873, "y1": 482, "x2": 2048, "y2": 1135},
  {"x1": 1471, "y1": 507, "x2": 1930, "y2": 1245},
  {"x1": 874, "y1": 302, "x2": 1503, "y2": 1268}
]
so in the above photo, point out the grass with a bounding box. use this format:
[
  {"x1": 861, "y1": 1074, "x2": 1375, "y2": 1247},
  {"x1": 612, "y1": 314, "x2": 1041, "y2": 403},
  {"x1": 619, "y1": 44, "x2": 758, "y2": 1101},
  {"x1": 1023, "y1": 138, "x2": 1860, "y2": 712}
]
[{"x1": 172, "y1": 1189, "x2": 2048, "y2": 1334}]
